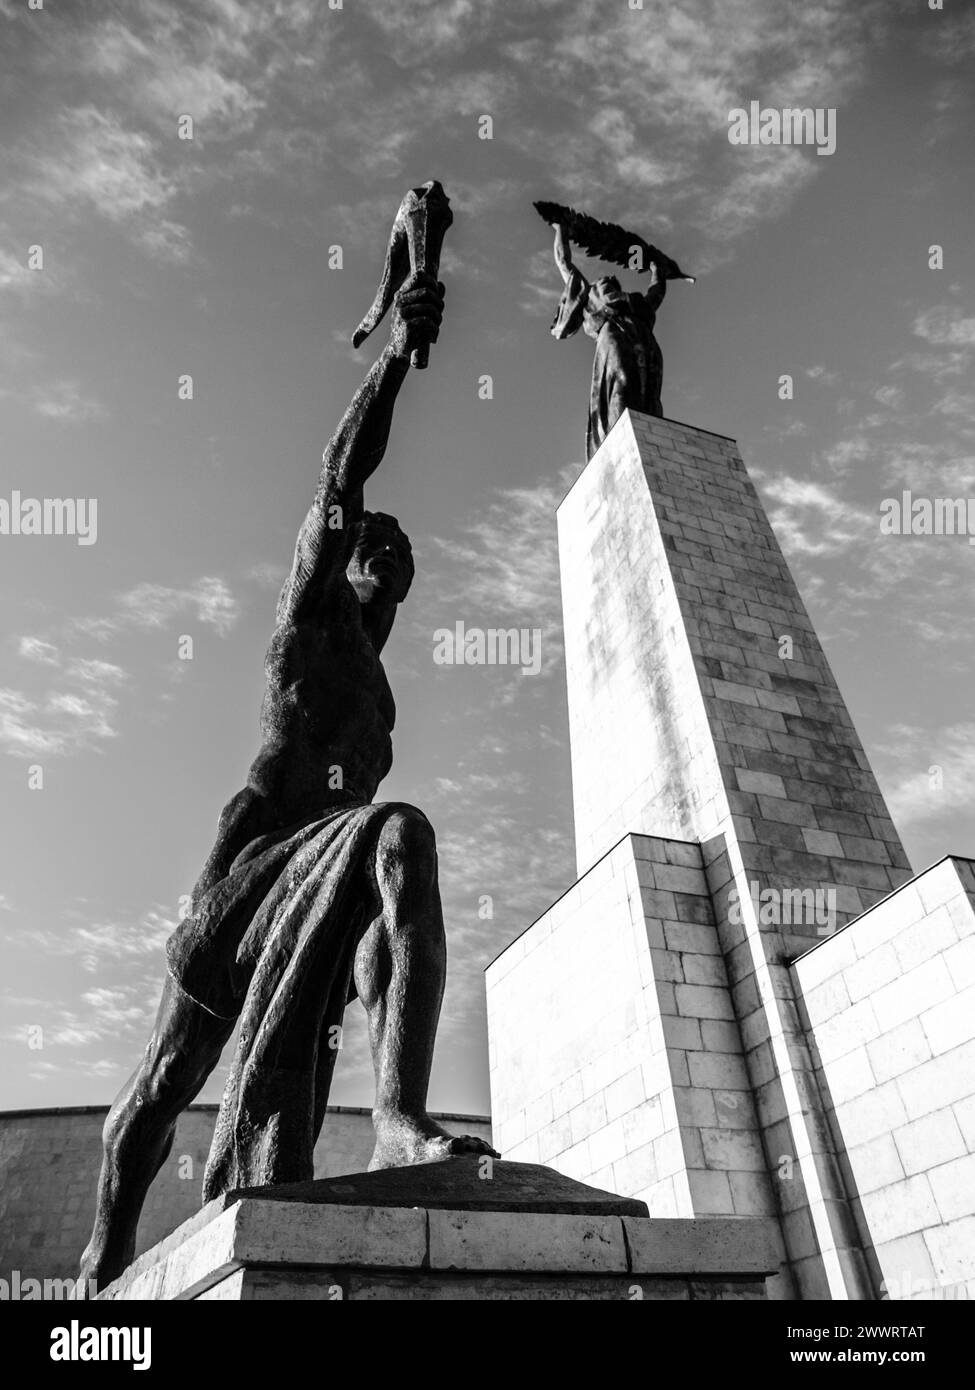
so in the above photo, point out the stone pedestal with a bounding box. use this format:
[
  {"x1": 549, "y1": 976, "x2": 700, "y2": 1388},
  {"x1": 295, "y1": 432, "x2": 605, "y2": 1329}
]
[{"x1": 96, "y1": 1159, "x2": 778, "y2": 1301}]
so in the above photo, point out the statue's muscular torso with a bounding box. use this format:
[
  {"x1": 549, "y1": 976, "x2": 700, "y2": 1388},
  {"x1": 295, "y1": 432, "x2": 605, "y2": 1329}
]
[
  {"x1": 251, "y1": 575, "x2": 394, "y2": 817},
  {"x1": 193, "y1": 490, "x2": 395, "y2": 901}
]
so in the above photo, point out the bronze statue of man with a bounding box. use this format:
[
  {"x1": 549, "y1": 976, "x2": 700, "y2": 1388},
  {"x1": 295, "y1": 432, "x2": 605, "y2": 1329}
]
[
  {"x1": 80, "y1": 262, "x2": 496, "y2": 1291},
  {"x1": 550, "y1": 219, "x2": 667, "y2": 460}
]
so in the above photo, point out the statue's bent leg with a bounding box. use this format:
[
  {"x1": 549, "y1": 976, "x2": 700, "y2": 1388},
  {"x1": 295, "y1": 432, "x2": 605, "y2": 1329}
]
[
  {"x1": 78, "y1": 973, "x2": 235, "y2": 1292},
  {"x1": 354, "y1": 806, "x2": 499, "y2": 1168}
]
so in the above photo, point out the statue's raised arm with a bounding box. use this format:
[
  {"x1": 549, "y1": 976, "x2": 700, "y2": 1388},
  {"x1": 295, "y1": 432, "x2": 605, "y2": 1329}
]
[
  {"x1": 552, "y1": 221, "x2": 577, "y2": 287},
  {"x1": 277, "y1": 272, "x2": 444, "y2": 626}
]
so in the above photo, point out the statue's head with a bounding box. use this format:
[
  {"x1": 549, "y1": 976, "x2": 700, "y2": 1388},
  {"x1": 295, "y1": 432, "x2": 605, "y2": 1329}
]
[
  {"x1": 580, "y1": 276, "x2": 629, "y2": 338},
  {"x1": 589, "y1": 276, "x2": 627, "y2": 314},
  {"x1": 347, "y1": 510, "x2": 415, "y2": 609}
]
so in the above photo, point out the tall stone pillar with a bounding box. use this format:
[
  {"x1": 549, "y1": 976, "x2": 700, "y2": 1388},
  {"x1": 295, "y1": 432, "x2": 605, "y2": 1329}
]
[{"x1": 487, "y1": 409, "x2": 914, "y2": 1299}]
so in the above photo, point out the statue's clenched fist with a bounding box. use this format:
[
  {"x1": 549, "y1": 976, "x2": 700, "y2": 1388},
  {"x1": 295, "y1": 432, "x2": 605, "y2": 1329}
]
[{"x1": 388, "y1": 272, "x2": 445, "y2": 362}]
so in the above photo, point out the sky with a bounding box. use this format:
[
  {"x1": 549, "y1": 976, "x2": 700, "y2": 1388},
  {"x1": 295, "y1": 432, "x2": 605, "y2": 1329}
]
[{"x1": 1, "y1": 0, "x2": 973, "y2": 1120}]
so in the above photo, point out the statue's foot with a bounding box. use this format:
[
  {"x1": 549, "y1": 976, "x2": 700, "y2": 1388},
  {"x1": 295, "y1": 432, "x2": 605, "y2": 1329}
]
[
  {"x1": 368, "y1": 1109, "x2": 500, "y2": 1170},
  {"x1": 75, "y1": 1234, "x2": 133, "y2": 1299}
]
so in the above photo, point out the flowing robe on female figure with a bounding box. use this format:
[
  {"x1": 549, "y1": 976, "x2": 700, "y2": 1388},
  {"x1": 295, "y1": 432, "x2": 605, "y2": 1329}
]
[{"x1": 551, "y1": 268, "x2": 667, "y2": 460}]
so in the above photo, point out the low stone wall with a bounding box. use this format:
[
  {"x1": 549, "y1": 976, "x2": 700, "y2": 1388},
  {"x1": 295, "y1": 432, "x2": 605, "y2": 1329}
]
[{"x1": 0, "y1": 1104, "x2": 491, "y2": 1286}]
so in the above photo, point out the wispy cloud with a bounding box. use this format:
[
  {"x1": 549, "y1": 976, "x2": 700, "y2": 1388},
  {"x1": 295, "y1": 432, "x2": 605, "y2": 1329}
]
[
  {"x1": 423, "y1": 467, "x2": 576, "y2": 679},
  {"x1": 498, "y1": 0, "x2": 889, "y2": 267},
  {"x1": 1, "y1": 0, "x2": 894, "y2": 309},
  {"x1": 758, "y1": 475, "x2": 874, "y2": 558},
  {"x1": 920, "y1": 9, "x2": 975, "y2": 65},
  {"x1": 65, "y1": 577, "x2": 241, "y2": 644},
  {"x1": 2, "y1": 578, "x2": 239, "y2": 757},
  {"x1": 246, "y1": 560, "x2": 288, "y2": 590},
  {"x1": 0, "y1": 248, "x2": 41, "y2": 297},
  {"x1": 116, "y1": 578, "x2": 240, "y2": 638},
  {"x1": 29, "y1": 378, "x2": 108, "y2": 423},
  {"x1": 0, "y1": 676, "x2": 122, "y2": 758},
  {"x1": 881, "y1": 723, "x2": 975, "y2": 833},
  {"x1": 25, "y1": 106, "x2": 192, "y2": 264},
  {"x1": 4, "y1": 976, "x2": 161, "y2": 1056},
  {"x1": 80, "y1": 4, "x2": 263, "y2": 133},
  {"x1": 1, "y1": 904, "x2": 174, "y2": 972},
  {"x1": 19, "y1": 636, "x2": 60, "y2": 666},
  {"x1": 914, "y1": 305, "x2": 975, "y2": 348}
]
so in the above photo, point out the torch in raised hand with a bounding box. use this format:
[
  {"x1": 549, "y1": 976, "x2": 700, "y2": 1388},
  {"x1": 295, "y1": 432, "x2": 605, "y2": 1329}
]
[{"x1": 352, "y1": 181, "x2": 453, "y2": 370}]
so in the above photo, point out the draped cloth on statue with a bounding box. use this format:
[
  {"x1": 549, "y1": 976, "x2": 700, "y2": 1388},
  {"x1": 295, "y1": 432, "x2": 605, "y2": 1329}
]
[
  {"x1": 165, "y1": 799, "x2": 409, "y2": 1197},
  {"x1": 551, "y1": 267, "x2": 667, "y2": 460}
]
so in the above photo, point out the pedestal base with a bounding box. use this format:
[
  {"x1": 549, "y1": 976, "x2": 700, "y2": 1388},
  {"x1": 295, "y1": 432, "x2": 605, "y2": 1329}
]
[{"x1": 97, "y1": 1159, "x2": 777, "y2": 1301}]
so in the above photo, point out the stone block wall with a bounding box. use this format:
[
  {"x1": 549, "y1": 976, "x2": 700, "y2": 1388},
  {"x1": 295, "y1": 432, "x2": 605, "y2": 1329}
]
[
  {"x1": 487, "y1": 831, "x2": 790, "y2": 1287},
  {"x1": 557, "y1": 410, "x2": 913, "y2": 919},
  {"x1": 557, "y1": 424, "x2": 727, "y2": 876},
  {"x1": 488, "y1": 835, "x2": 659, "y2": 1192},
  {"x1": 794, "y1": 856, "x2": 975, "y2": 1299}
]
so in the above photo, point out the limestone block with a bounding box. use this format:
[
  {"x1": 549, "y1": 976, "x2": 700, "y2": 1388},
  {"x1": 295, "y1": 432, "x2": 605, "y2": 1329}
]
[
  {"x1": 843, "y1": 944, "x2": 903, "y2": 1002},
  {"x1": 944, "y1": 937, "x2": 975, "y2": 991},
  {"x1": 812, "y1": 999, "x2": 881, "y2": 1065},
  {"x1": 874, "y1": 1233, "x2": 937, "y2": 1297},
  {"x1": 866, "y1": 1020, "x2": 932, "y2": 1085},
  {"x1": 893, "y1": 1110, "x2": 967, "y2": 1177},
  {"x1": 604, "y1": 1067, "x2": 647, "y2": 1122},
  {"x1": 871, "y1": 958, "x2": 955, "y2": 1033},
  {"x1": 427, "y1": 1210, "x2": 627, "y2": 1273},
  {"x1": 863, "y1": 1176, "x2": 940, "y2": 1245},
  {"x1": 568, "y1": 1094, "x2": 609, "y2": 1146},
  {"x1": 623, "y1": 1215, "x2": 778, "y2": 1275},
  {"x1": 924, "y1": 1214, "x2": 975, "y2": 1284},
  {"x1": 686, "y1": 1170, "x2": 733, "y2": 1214},
  {"x1": 897, "y1": 1041, "x2": 975, "y2": 1120},
  {"x1": 804, "y1": 973, "x2": 853, "y2": 1024},
  {"x1": 612, "y1": 1142, "x2": 657, "y2": 1196},
  {"x1": 892, "y1": 906, "x2": 958, "y2": 973},
  {"x1": 675, "y1": 984, "x2": 736, "y2": 1020},
  {"x1": 588, "y1": 1119, "x2": 629, "y2": 1173},
  {"x1": 834, "y1": 1081, "x2": 909, "y2": 1147},
  {"x1": 823, "y1": 1046, "x2": 876, "y2": 1105},
  {"x1": 920, "y1": 985, "x2": 975, "y2": 1056},
  {"x1": 686, "y1": 1052, "x2": 750, "y2": 1090},
  {"x1": 847, "y1": 1134, "x2": 905, "y2": 1195},
  {"x1": 700, "y1": 1128, "x2": 766, "y2": 1171},
  {"x1": 917, "y1": 860, "x2": 966, "y2": 913},
  {"x1": 728, "y1": 1171, "x2": 778, "y2": 1216},
  {"x1": 927, "y1": 1155, "x2": 975, "y2": 1224}
]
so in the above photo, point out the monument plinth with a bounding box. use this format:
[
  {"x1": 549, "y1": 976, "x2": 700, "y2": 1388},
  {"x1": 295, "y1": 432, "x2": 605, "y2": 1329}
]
[
  {"x1": 96, "y1": 1158, "x2": 778, "y2": 1301},
  {"x1": 487, "y1": 410, "x2": 975, "y2": 1302}
]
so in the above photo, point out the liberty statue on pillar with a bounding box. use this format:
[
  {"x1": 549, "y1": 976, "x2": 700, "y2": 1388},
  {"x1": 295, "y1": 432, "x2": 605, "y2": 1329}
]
[{"x1": 534, "y1": 200, "x2": 694, "y2": 460}]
